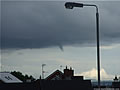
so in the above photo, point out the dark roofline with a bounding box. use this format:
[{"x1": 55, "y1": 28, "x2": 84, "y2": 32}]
[{"x1": 45, "y1": 70, "x2": 63, "y2": 80}]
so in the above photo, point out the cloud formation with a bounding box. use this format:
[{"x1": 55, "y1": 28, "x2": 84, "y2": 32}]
[
  {"x1": 76, "y1": 68, "x2": 114, "y2": 80},
  {"x1": 1, "y1": 1, "x2": 120, "y2": 49}
]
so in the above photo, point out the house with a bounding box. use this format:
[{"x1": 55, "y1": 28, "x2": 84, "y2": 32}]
[
  {"x1": 38, "y1": 67, "x2": 93, "y2": 90},
  {"x1": 0, "y1": 68, "x2": 93, "y2": 90},
  {"x1": 45, "y1": 70, "x2": 63, "y2": 80},
  {"x1": 45, "y1": 66, "x2": 83, "y2": 80},
  {"x1": 0, "y1": 72, "x2": 22, "y2": 83}
]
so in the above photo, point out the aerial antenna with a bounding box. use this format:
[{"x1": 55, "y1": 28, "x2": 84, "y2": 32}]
[
  {"x1": 42, "y1": 64, "x2": 46, "y2": 79},
  {"x1": 60, "y1": 65, "x2": 63, "y2": 71}
]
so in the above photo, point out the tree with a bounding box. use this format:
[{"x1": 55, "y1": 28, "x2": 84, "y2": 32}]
[{"x1": 11, "y1": 71, "x2": 36, "y2": 82}]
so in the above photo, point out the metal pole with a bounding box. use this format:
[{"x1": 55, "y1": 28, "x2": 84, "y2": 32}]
[
  {"x1": 96, "y1": 9, "x2": 101, "y2": 88},
  {"x1": 84, "y1": 4, "x2": 101, "y2": 88},
  {"x1": 64, "y1": 3, "x2": 101, "y2": 88},
  {"x1": 42, "y1": 65, "x2": 44, "y2": 79},
  {"x1": 42, "y1": 64, "x2": 46, "y2": 79}
]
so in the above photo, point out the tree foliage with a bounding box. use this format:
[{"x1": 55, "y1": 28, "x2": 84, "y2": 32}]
[{"x1": 11, "y1": 71, "x2": 36, "y2": 82}]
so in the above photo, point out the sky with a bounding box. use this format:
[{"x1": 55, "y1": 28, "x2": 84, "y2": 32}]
[{"x1": 1, "y1": 0, "x2": 120, "y2": 80}]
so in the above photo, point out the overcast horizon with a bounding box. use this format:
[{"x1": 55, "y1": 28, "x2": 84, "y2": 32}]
[{"x1": 1, "y1": 1, "x2": 120, "y2": 80}]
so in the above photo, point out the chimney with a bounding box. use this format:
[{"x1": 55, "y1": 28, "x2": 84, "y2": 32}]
[
  {"x1": 64, "y1": 66, "x2": 74, "y2": 77},
  {"x1": 114, "y1": 75, "x2": 118, "y2": 82}
]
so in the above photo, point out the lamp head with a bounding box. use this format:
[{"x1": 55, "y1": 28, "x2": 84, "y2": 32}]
[
  {"x1": 65, "y1": 2, "x2": 74, "y2": 9},
  {"x1": 65, "y1": 2, "x2": 83, "y2": 9}
]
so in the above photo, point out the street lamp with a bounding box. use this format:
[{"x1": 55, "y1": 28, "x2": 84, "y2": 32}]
[{"x1": 65, "y1": 2, "x2": 101, "y2": 88}]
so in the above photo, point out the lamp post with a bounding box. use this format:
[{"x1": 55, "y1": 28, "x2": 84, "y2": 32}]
[{"x1": 65, "y1": 2, "x2": 101, "y2": 88}]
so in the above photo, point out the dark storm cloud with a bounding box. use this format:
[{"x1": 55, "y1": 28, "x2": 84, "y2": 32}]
[{"x1": 1, "y1": 1, "x2": 120, "y2": 49}]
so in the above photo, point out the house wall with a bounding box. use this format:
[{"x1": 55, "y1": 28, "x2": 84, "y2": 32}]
[
  {"x1": 0, "y1": 83, "x2": 39, "y2": 90},
  {"x1": 0, "y1": 80, "x2": 93, "y2": 90},
  {"x1": 40, "y1": 80, "x2": 93, "y2": 90}
]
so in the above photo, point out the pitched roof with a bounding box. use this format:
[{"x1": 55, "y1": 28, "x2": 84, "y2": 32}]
[
  {"x1": 0, "y1": 72, "x2": 23, "y2": 83},
  {"x1": 45, "y1": 70, "x2": 63, "y2": 80}
]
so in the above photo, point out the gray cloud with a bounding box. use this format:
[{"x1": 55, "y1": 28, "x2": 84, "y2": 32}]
[{"x1": 1, "y1": 1, "x2": 120, "y2": 49}]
